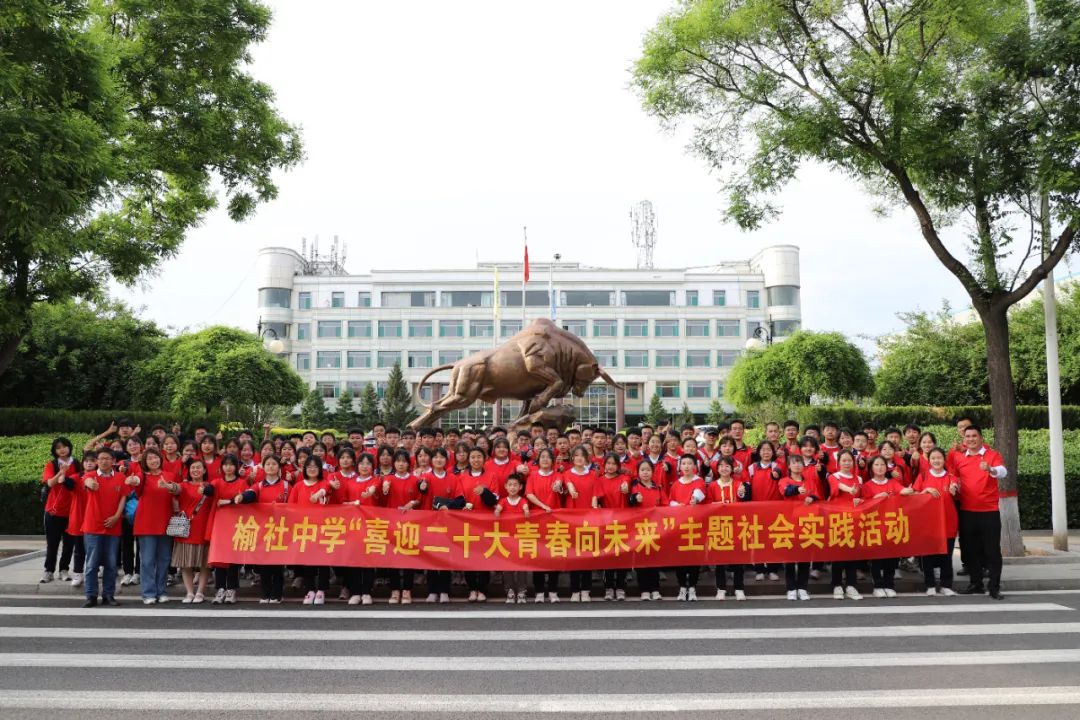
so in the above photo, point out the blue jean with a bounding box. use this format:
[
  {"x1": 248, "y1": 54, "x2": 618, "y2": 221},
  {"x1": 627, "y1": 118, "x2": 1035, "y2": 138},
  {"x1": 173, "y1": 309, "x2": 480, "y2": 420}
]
[
  {"x1": 137, "y1": 534, "x2": 173, "y2": 600},
  {"x1": 84, "y1": 533, "x2": 119, "y2": 600}
]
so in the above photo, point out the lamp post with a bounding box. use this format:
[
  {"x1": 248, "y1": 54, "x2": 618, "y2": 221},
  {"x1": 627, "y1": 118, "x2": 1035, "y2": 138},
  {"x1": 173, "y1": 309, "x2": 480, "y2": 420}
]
[
  {"x1": 744, "y1": 323, "x2": 772, "y2": 351},
  {"x1": 256, "y1": 317, "x2": 286, "y2": 355}
]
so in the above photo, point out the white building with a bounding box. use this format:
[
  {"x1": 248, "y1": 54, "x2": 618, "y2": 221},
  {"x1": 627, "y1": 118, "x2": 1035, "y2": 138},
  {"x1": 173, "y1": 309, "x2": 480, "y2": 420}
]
[{"x1": 255, "y1": 244, "x2": 801, "y2": 429}]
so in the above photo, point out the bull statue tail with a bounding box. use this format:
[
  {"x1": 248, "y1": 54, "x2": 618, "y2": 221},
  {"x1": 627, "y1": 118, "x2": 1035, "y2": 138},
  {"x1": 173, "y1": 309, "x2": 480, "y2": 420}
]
[
  {"x1": 414, "y1": 363, "x2": 455, "y2": 408},
  {"x1": 599, "y1": 367, "x2": 623, "y2": 390}
]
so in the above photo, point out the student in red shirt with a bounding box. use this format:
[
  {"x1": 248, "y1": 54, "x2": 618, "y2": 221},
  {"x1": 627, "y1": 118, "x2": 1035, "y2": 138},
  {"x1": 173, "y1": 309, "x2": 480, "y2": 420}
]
[
  {"x1": 172, "y1": 458, "x2": 214, "y2": 604},
  {"x1": 827, "y1": 450, "x2": 862, "y2": 506},
  {"x1": 594, "y1": 453, "x2": 631, "y2": 601},
  {"x1": 40, "y1": 437, "x2": 81, "y2": 584},
  {"x1": 913, "y1": 447, "x2": 959, "y2": 596},
  {"x1": 668, "y1": 455, "x2": 707, "y2": 601},
  {"x1": 199, "y1": 435, "x2": 222, "y2": 480},
  {"x1": 133, "y1": 449, "x2": 182, "y2": 604},
  {"x1": 379, "y1": 449, "x2": 421, "y2": 604},
  {"x1": 628, "y1": 460, "x2": 665, "y2": 601},
  {"x1": 781, "y1": 420, "x2": 801, "y2": 460},
  {"x1": 80, "y1": 449, "x2": 127, "y2": 607},
  {"x1": 861, "y1": 455, "x2": 908, "y2": 597},
  {"x1": 495, "y1": 473, "x2": 531, "y2": 604},
  {"x1": 564, "y1": 445, "x2": 598, "y2": 602},
  {"x1": 747, "y1": 441, "x2": 784, "y2": 503},
  {"x1": 160, "y1": 435, "x2": 185, "y2": 481},
  {"x1": 908, "y1": 431, "x2": 939, "y2": 488},
  {"x1": 878, "y1": 441, "x2": 912, "y2": 487},
  {"x1": 524, "y1": 448, "x2": 564, "y2": 603},
  {"x1": 64, "y1": 452, "x2": 97, "y2": 589},
  {"x1": 418, "y1": 448, "x2": 454, "y2": 604},
  {"x1": 339, "y1": 451, "x2": 382, "y2": 606},
  {"x1": 287, "y1": 456, "x2": 334, "y2": 605},
  {"x1": 954, "y1": 425, "x2": 1007, "y2": 598},
  {"x1": 643, "y1": 434, "x2": 674, "y2": 493},
  {"x1": 455, "y1": 446, "x2": 499, "y2": 602},
  {"x1": 238, "y1": 454, "x2": 291, "y2": 603},
  {"x1": 208, "y1": 454, "x2": 246, "y2": 605},
  {"x1": 708, "y1": 457, "x2": 750, "y2": 601}
]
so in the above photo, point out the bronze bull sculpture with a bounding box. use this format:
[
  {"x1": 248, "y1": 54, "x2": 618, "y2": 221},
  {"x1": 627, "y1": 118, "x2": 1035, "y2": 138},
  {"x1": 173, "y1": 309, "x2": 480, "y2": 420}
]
[{"x1": 409, "y1": 318, "x2": 622, "y2": 429}]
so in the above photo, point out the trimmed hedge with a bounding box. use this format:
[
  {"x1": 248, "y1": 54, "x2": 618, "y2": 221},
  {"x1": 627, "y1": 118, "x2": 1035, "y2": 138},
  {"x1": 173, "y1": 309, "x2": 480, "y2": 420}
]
[
  {"x1": 0, "y1": 408, "x2": 221, "y2": 437},
  {"x1": 789, "y1": 405, "x2": 1080, "y2": 431}
]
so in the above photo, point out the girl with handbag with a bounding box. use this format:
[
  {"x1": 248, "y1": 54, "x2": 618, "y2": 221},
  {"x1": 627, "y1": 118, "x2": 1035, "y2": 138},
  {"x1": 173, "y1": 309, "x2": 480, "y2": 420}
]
[
  {"x1": 133, "y1": 449, "x2": 182, "y2": 604},
  {"x1": 172, "y1": 458, "x2": 214, "y2": 603}
]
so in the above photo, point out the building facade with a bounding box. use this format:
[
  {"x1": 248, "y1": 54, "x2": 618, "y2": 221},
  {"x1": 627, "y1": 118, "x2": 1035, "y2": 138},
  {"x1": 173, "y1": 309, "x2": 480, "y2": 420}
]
[{"x1": 256, "y1": 245, "x2": 801, "y2": 429}]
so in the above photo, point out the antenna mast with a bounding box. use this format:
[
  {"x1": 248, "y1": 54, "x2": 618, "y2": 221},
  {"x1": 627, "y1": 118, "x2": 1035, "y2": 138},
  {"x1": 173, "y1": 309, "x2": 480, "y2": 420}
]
[{"x1": 630, "y1": 200, "x2": 657, "y2": 269}]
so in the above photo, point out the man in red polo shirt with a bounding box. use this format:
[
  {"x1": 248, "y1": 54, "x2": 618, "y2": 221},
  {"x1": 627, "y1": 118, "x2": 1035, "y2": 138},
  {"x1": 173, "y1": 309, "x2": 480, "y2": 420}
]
[{"x1": 953, "y1": 425, "x2": 1007, "y2": 599}]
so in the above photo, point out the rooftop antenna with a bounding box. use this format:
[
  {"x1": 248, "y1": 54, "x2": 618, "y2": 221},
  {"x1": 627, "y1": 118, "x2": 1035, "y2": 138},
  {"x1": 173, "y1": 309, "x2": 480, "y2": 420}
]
[{"x1": 630, "y1": 200, "x2": 657, "y2": 270}]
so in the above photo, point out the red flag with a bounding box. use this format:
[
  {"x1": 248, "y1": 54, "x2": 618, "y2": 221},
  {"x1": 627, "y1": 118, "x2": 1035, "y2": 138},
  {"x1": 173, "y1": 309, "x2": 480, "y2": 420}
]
[{"x1": 523, "y1": 243, "x2": 530, "y2": 283}]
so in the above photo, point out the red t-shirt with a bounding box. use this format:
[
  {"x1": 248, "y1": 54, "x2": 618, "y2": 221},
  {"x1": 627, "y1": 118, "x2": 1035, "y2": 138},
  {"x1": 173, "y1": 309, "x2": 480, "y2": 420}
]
[
  {"x1": 667, "y1": 476, "x2": 707, "y2": 506},
  {"x1": 780, "y1": 469, "x2": 823, "y2": 501},
  {"x1": 563, "y1": 468, "x2": 597, "y2": 510},
  {"x1": 383, "y1": 473, "x2": 421, "y2": 509},
  {"x1": 707, "y1": 480, "x2": 747, "y2": 505},
  {"x1": 161, "y1": 455, "x2": 186, "y2": 481},
  {"x1": 133, "y1": 470, "x2": 178, "y2": 535},
  {"x1": 748, "y1": 462, "x2": 783, "y2": 502},
  {"x1": 484, "y1": 457, "x2": 517, "y2": 494},
  {"x1": 250, "y1": 477, "x2": 291, "y2": 504},
  {"x1": 914, "y1": 470, "x2": 960, "y2": 537},
  {"x1": 525, "y1": 468, "x2": 563, "y2": 510},
  {"x1": 419, "y1": 470, "x2": 457, "y2": 510},
  {"x1": 827, "y1": 472, "x2": 862, "y2": 504},
  {"x1": 41, "y1": 460, "x2": 78, "y2": 516},
  {"x1": 860, "y1": 476, "x2": 906, "y2": 500},
  {"x1": 174, "y1": 481, "x2": 214, "y2": 546},
  {"x1": 645, "y1": 454, "x2": 677, "y2": 494},
  {"x1": 81, "y1": 471, "x2": 127, "y2": 536},
  {"x1": 631, "y1": 481, "x2": 666, "y2": 508},
  {"x1": 496, "y1": 496, "x2": 529, "y2": 516},
  {"x1": 204, "y1": 476, "x2": 248, "y2": 541},
  {"x1": 594, "y1": 474, "x2": 630, "y2": 509},
  {"x1": 288, "y1": 479, "x2": 332, "y2": 506},
  {"x1": 201, "y1": 455, "x2": 223, "y2": 481},
  {"x1": 66, "y1": 473, "x2": 91, "y2": 537},
  {"x1": 953, "y1": 446, "x2": 1005, "y2": 512}
]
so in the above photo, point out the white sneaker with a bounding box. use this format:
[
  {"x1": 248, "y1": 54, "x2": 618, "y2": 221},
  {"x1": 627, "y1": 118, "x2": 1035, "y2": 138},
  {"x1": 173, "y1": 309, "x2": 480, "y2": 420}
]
[
  {"x1": 425, "y1": 593, "x2": 438, "y2": 603},
  {"x1": 754, "y1": 572, "x2": 765, "y2": 581},
  {"x1": 640, "y1": 592, "x2": 651, "y2": 601},
  {"x1": 940, "y1": 587, "x2": 957, "y2": 596},
  {"x1": 615, "y1": 589, "x2": 626, "y2": 601},
  {"x1": 581, "y1": 591, "x2": 591, "y2": 602},
  {"x1": 651, "y1": 591, "x2": 662, "y2": 601},
  {"x1": 70, "y1": 573, "x2": 83, "y2": 587},
  {"x1": 401, "y1": 590, "x2": 412, "y2": 605},
  {"x1": 517, "y1": 592, "x2": 528, "y2": 604},
  {"x1": 734, "y1": 590, "x2": 746, "y2": 601},
  {"x1": 348, "y1": 594, "x2": 362, "y2": 605},
  {"x1": 833, "y1": 586, "x2": 845, "y2": 599},
  {"x1": 926, "y1": 587, "x2": 938, "y2": 596},
  {"x1": 39, "y1": 571, "x2": 54, "y2": 584},
  {"x1": 872, "y1": 588, "x2": 886, "y2": 598},
  {"x1": 157, "y1": 594, "x2": 169, "y2": 603},
  {"x1": 361, "y1": 594, "x2": 374, "y2": 605},
  {"x1": 687, "y1": 588, "x2": 698, "y2": 602},
  {"x1": 884, "y1": 588, "x2": 897, "y2": 598},
  {"x1": 225, "y1": 589, "x2": 237, "y2": 604},
  {"x1": 439, "y1": 593, "x2": 450, "y2": 603},
  {"x1": 131, "y1": 573, "x2": 140, "y2": 584},
  {"x1": 120, "y1": 574, "x2": 134, "y2": 586},
  {"x1": 58, "y1": 570, "x2": 70, "y2": 581},
  {"x1": 268, "y1": 598, "x2": 281, "y2": 605},
  {"x1": 797, "y1": 589, "x2": 811, "y2": 601},
  {"x1": 535, "y1": 593, "x2": 544, "y2": 603},
  {"x1": 142, "y1": 597, "x2": 156, "y2": 605},
  {"x1": 786, "y1": 590, "x2": 797, "y2": 600},
  {"x1": 476, "y1": 592, "x2": 486, "y2": 603},
  {"x1": 211, "y1": 589, "x2": 226, "y2": 604},
  {"x1": 676, "y1": 587, "x2": 688, "y2": 601},
  {"x1": 388, "y1": 591, "x2": 400, "y2": 604},
  {"x1": 182, "y1": 593, "x2": 194, "y2": 604},
  {"x1": 809, "y1": 569, "x2": 821, "y2": 580},
  {"x1": 768, "y1": 572, "x2": 780, "y2": 581},
  {"x1": 548, "y1": 592, "x2": 560, "y2": 603},
  {"x1": 302, "y1": 591, "x2": 316, "y2": 605},
  {"x1": 506, "y1": 590, "x2": 516, "y2": 604},
  {"x1": 569, "y1": 592, "x2": 581, "y2": 603},
  {"x1": 467, "y1": 591, "x2": 478, "y2": 603},
  {"x1": 715, "y1": 589, "x2": 726, "y2": 601},
  {"x1": 603, "y1": 588, "x2": 615, "y2": 601},
  {"x1": 313, "y1": 591, "x2": 325, "y2": 605},
  {"x1": 845, "y1": 586, "x2": 862, "y2": 601},
  {"x1": 258, "y1": 598, "x2": 270, "y2": 604}
]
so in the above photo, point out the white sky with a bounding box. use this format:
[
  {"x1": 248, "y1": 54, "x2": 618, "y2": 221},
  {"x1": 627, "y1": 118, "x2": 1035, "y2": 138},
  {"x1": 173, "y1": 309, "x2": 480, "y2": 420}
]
[{"x1": 115, "y1": 0, "x2": 1009, "y2": 349}]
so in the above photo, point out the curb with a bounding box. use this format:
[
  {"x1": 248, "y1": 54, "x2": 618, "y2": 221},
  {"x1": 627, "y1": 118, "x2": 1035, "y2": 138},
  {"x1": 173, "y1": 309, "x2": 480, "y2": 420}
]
[{"x1": 0, "y1": 549, "x2": 43, "y2": 569}]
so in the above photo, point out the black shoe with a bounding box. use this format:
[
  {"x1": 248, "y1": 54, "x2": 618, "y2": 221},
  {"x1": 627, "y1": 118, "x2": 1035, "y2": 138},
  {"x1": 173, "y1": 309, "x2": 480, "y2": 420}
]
[
  {"x1": 989, "y1": 588, "x2": 1005, "y2": 600},
  {"x1": 958, "y1": 584, "x2": 985, "y2": 595},
  {"x1": 101, "y1": 596, "x2": 119, "y2": 606},
  {"x1": 81, "y1": 598, "x2": 97, "y2": 608}
]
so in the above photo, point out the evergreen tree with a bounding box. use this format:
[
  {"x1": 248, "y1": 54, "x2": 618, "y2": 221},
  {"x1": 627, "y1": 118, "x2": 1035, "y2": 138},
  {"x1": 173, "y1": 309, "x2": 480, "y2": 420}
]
[
  {"x1": 332, "y1": 390, "x2": 355, "y2": 430},
  {"x1": 358, "y1": 382, "x2": 381, "y2": 430},
  {"x1": 706, "y1": 399, "x2": 725, "y2": 426},
  {"x1": 677, "y1": 402, "x2": 695, "y2": 428},
  {"x1": 382, "y1": 362, "x2": 416, "y2": 429},
  {"x1": 644, "y1": 391, "x2": 667, "y2": 426},
  {"x1": 299, "y1": 387, "x2": 329, "y2": 429}
]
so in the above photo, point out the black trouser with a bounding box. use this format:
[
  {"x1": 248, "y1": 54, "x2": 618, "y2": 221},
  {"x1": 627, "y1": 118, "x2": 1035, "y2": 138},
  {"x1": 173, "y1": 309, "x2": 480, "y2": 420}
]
[
  {"x1": 389, "y1": 568, "x2": 414, "y2": 591},
  {"x1": 785, "y1": 562, "x2": 810, "y2": 591},
  {"x1": 300, "y1": 565, "x2": 331, "y2": 592},
  {"x1": 532, "y1": 571, "x2": 560, "y2": 594},
  {"x1": 119, "y1": 517, "x2": 139, "y2": 575},
  {"x1": 603, "y1": 569, "x2": 626, "y2": 591},
  {"x1": 465, "y1": 571, "x2": 489, "y2": 593},
  {"x1": 348, "y1": 567, "x2": 376, "y2": 595},
  {"x1": 426, "y1": 570, "x2": 450, "y2": 595},
  {"x1": 569, "y1": 570, "x2": 592, "y2": 593},
  {"x1": 70, "y1": 534, "x2": 85, "y2": 574},
  {"x1": 831, "y1": 560, "x2": 858, "y2": 589},
  {"x1": 43, "y1": 512, "x2": 73, "y2": 573},
  {"x1": 959, "y1": 510, "x2": 1002, "y2": 591},
  {"x1": 637, "y1": 568, "x2": 660, "y2": 593},
  {"x1": 258, "y1": 565, "x2": 284, "y2": 600},
  {"x1": 214, "y1": 564, "x2": 240, "y2": 591},
  {"x1": 922, "y1": 537, "x2": 956, "y2": 590},
  {"x1": 870, "y1": 558, "x2": 898, "y2": 589},
  {"x1": 716, "y1": 565, "x2": 745, "y2": 591},
  {"x1": 675, "y1": 566, "x2": 699, "y2": 588}
]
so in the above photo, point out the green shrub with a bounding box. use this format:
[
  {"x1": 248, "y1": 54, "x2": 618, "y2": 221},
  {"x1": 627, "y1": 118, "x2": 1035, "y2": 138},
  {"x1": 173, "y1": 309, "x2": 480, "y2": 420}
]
[
  {"x1": 788, "y1": 405, "x2": 1080, "y2": 431},
  {"x1": 0, "y1": 408, "x2": 220, "y2": 437}
]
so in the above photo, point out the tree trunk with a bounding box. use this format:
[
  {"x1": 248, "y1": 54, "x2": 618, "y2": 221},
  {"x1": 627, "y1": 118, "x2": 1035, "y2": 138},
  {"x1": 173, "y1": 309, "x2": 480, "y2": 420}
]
[
  {"x1": 0, "y1": 332, "x2": 25, "y2": 378},
  {"x1": 980, "y1": 302, "x2": 1025, "y2": 557}
]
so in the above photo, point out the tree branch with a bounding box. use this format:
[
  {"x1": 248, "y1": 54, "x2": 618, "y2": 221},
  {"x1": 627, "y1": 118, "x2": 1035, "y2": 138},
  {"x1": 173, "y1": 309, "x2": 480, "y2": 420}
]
[{"x1": 1004, "y1": 224, "x2": 1077, "y2": 306}]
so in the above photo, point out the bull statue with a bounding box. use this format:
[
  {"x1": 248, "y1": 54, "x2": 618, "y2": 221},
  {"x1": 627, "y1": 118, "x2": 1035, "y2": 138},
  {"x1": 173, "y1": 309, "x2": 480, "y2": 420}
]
[{"x1": 409, "y1": 318, "x2": 621, "y2": 429}]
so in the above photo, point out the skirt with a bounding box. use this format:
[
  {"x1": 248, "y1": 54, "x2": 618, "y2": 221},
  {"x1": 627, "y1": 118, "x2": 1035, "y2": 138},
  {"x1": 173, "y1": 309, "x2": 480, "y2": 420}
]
[{"x1": 171, "y1": 541, "x2": 209, "y2": 568}]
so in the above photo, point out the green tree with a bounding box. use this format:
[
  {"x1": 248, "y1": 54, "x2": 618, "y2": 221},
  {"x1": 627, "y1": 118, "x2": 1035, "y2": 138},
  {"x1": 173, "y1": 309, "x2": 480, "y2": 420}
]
[
  {"x1": 676, "y1": 402, "x2": 695, "y2": 428},
  {"x1": 706, "y1": 399, "x2": 726, "y2": 426},
  {"x1": 0, "y1": 0, "x2": 302, "y2": 376},
  {"x1": 382, "y1": 362, "x2": 415, "y2": 430},
  {"x1": 0, "y1": 298, "x2": 164, "y2": 409},
  {"x1": 635, "y1": 0, "x2": 1080, "y2": 553},
  {"x1": 299, "y1": 388, "x2": 329, "y2": 429},
  {"x1": 133, "y1": 326, "x2": 305, "y2": 425},
  {"x1": 358, "y1": 382, "x2": 380, "y2": 431},
  {"x1": 332, "y1": 390, "x2": 356, "y2": 431},
  {"x1": 644, "y1": 391, "x2": 668, "y2": 426}
]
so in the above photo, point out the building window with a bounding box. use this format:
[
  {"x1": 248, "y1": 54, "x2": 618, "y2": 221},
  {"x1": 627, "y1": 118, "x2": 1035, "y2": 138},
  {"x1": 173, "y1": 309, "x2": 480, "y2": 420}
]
[
  {"x1": 331, "y1": 291, "x2": 345, "y2": 308},
  {"x1": 747, "y1": 320, "x2": 763, "y2": 339},
  {"x1": 347, "y1": 351, "x2": 370, "y2": 369},
  {"x1": 713, "y1": 290, "x2": 726, "y2": 306},
  {"x1": 594, "y1": 350, "x2": 617, "y2": 367},
  {"x1": 500, "y1": 290, "x2": 549, "y2": 307},
  {"x1": 439, "y1": 320, "x2": 464, "y2": 337},
  {"x1": 317, "y1": 321, "x2": 341, "y2": 338},
  {"x1": 346, "y1": 381, "x2": 366, "y2": 396},
  {"x1": 686, "y1": 350, "x2": 711, "y2": 368},
  {"x1": 348, "y1": 320, "x2": 371, "y2": 338},
  {"x1": 357, "y1": 292, "x2": 372, "y2": 308},
  {"x1": 624, "y1": 319, "x2": 648, "y2": 337},
  {"x1": 718, "y1": 350, "x2": 740, "y2": 367},
  {"x1": 654, "y1": 320, "x2": 679, "y2": 337},
  {"x1": 717, "y1": 320, "x2": 740, "y2": 337},
  {"x1": 382, "y1": 291, "x2": 435, "y2": 308},
  {"x1": 377, "y1": 351, "x2": 400, "y2": 368},
  {"x1": 622, "y1": 290, "x2": 674, "y2": 306},
  {"x1": 316, "y1": 351, "x2": 341, "y2": 369},
  {"x1": 773, "y1": 320, "x2": 801, "y2": 336},
  {"x1": 655, "y1": 350, "x2": 680, "y2": 368},
  {"x1": 562, "y1": 290, "x2": 613, "y2": 307},
  {"x1": 296, "y1": 353, "x2": 310, "y2": 371},
  {"x1": 409, "y1": 320, "x2": 433, "y2": 338},
  {"x1": 716, "y1": 381, "x2": 725, "y2": 397},
  {"x1": 296, "y1": 323, "x2": 310, "y2": 341},
  {"x1": 470, "y1": 320, "x2": 493, "y2": 337},
  {"x1": 686, "y1": 290, "x2": 699, "y2": 306},
  {"x1": 442, "y1": 291, "x2": 493, "y2": 308},
  {"x1": 562, "y1": 320, "x2": 585, "y2": 337},
  {"x1": 417, "y1": 384, "x2": 434, "y2": 403},
  {"x1": 317, "y1": 382, "x2": 339, "y2": 399},
  {"x1": 376, "y1": 381, "x2": 388, "y2": 400},
  {"x1": 378, "y1": 320, "x2": 402, "y2": 338},
  {"x1": 767, "y1": 286, "x2": 800, "y2": 306},
  {"x1": 258, "y1": 288, "x2": 291, "y2": 309},
  {"x1": 439, "y1": 350, "x2": 463, "y2": 365},
  {"x1": 686, "y1": 320, "x2": 709, "y2": 337},
  {"x1": 687, "y1": 381, "x2": 711, "y2": 398},
  {"x1": 593, "y1": 320, "x2": 617, "y2": 337},
  {"x1": 626, "y1": 384, "x2": 640, "y2": 400},
  {"x1": 261, "y1": 321, "x2": 288, "y2": 340},
  {"x1": 746, "y1": 290, "x2": 761, "y2": 309},
  {"x1": 624, "y1": 350, "x2": 648, "y2": 368},
  {"x1": 500, "y1": 320, "x2": 522, "y2": 337},
  {"x1": 408, "y1": 351, "x2": 433, "y2": 369},
  {"x1": 298, "y1": 292, "x2": 312, "y2": 310},
  {"x1": 656, "y1": 382, "x2": 680, "y2": 399}
]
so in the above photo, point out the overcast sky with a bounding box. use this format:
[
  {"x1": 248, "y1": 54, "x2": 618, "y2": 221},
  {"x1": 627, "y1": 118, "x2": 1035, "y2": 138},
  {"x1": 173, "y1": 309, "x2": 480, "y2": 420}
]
[{"x1": 115, "y1": 0, "x2": 1040, "y2": 351}]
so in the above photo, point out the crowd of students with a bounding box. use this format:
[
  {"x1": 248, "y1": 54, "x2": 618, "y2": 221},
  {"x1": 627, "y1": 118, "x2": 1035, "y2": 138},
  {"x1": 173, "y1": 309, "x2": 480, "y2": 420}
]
[{"x1": 38, "y1": 415, "x2": 1007, "y2": 608}]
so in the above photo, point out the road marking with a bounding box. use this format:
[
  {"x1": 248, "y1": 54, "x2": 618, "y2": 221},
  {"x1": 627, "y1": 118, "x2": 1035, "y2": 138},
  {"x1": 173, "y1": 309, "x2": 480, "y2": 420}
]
[
  {"x1": 3, "y1": 622, "x2": 1078, "y2": 643},
  {"x1": 0, "y1": 601, "x2": 1067, "y2": 620},
  {"x1": 3, "y1": 648, "x2": 1080, "y2": 671},
  {"x1": 2, "y1": 687, "x2": 1080, "y2": 711}
]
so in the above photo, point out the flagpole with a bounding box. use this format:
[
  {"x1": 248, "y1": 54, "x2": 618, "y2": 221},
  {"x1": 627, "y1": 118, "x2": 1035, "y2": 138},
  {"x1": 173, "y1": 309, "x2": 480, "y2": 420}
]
[{"x1": 522, "y1": 226, "x2": 528, "y2": 327}]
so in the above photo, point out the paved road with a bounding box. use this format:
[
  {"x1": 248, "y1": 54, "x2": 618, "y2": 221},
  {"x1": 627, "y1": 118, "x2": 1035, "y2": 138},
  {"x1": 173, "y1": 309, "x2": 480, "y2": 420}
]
[{"x1": 1, "y1": 591, "x2": 1079, "y2": 719}]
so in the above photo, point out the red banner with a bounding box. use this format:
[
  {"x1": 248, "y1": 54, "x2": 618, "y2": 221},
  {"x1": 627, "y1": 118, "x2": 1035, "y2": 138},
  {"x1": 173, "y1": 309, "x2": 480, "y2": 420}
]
[{"x1": 208, "y1": 495, "x2": 946, "y2": 571}]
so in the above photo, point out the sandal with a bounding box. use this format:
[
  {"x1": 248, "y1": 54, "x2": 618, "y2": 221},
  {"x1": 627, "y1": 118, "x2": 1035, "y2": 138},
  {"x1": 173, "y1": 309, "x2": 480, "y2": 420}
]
[{"x1": 192, "y1": 592, "x2": 205, "y2": 604}]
